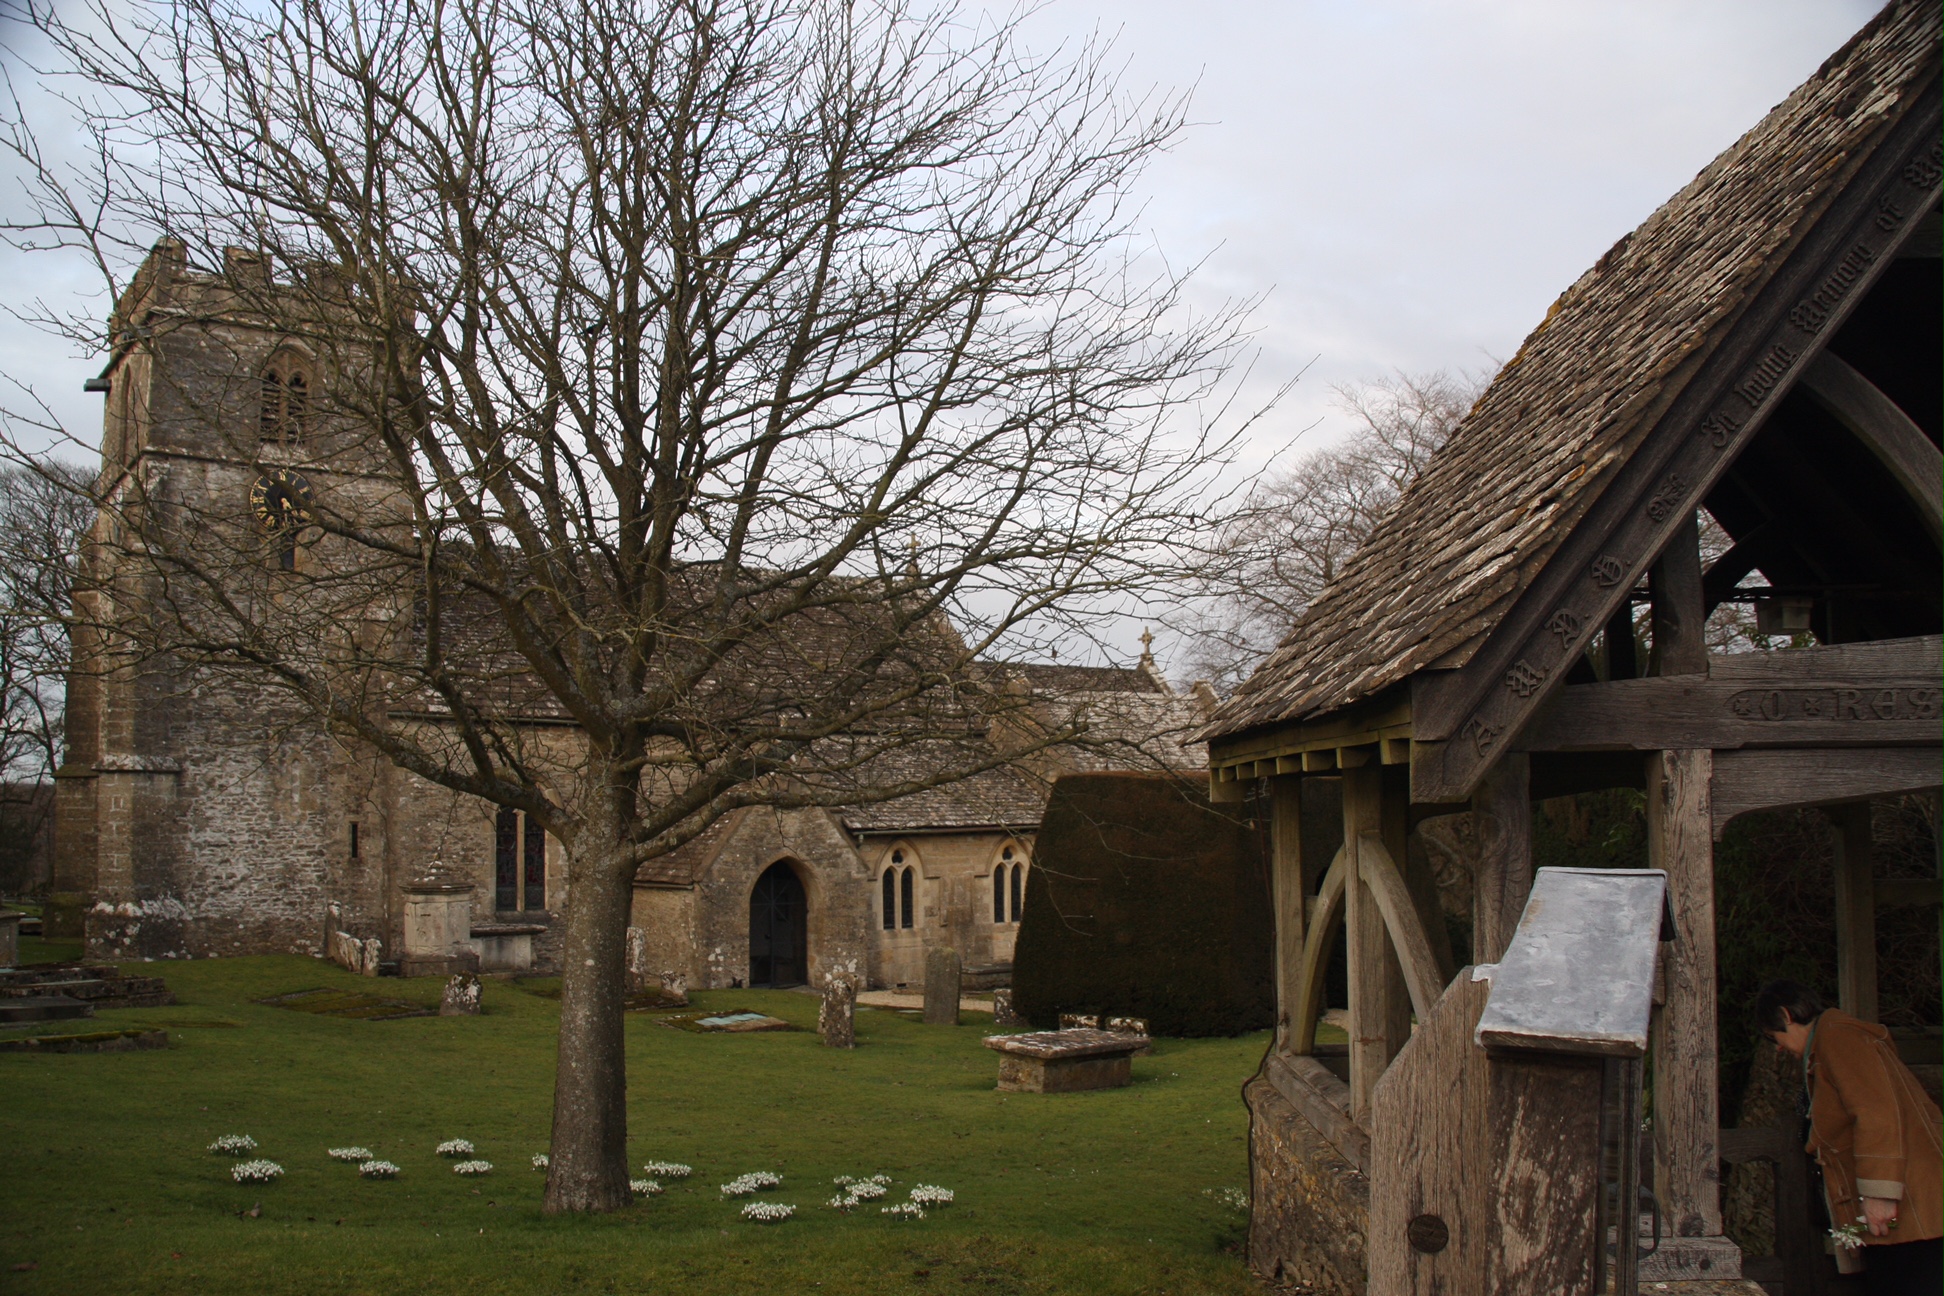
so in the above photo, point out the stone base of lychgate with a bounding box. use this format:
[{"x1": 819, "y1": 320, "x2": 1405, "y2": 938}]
[{"x1": 1244, "y1": 1073, "x2": 1368, "y2": 1296}]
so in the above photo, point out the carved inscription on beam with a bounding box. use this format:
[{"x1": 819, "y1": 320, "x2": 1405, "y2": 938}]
[
  {"x1": 1410, "y1": 103, "x2": 1942, "y2": 804},
  {"x1": 1517, "y1": 674, "x2": 1941, "y2": 752}
]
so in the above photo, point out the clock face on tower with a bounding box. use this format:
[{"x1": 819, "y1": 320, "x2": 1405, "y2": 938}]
[{"x1": 249, "y1": 468, "x2": 315, "y2": 534}]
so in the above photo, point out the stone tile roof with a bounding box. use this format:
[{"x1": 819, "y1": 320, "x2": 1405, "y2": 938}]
[{"x1": 1206, "y1": 0, "x2": 1940, "y2": 742}]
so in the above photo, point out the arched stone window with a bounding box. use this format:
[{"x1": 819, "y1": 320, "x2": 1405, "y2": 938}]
[
  {"x1": 992, "y1": 843, "x2": 1025, "y2": 924},
  {"x1": 900, "y1": 866, "x2": 915, "y2": 930},
  {"x1": 881, "y1": 865, "x2": 896, "y2": 931},
  {"x1": 259, "y1": 354, "x2": 312, "y2": 443}
]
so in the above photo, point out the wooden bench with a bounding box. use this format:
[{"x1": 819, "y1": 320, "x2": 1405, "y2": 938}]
[{"x1": 982, "y1": 1027, "x2": 1147, "y2": 1093}]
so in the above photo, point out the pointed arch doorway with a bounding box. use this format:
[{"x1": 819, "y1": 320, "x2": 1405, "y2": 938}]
[{"x1": 749, "y1": 861, "x2": 809, "y2": 987}]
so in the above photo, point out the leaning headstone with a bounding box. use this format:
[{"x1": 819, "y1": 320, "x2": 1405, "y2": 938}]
[
  {"x1": 819, "y1": 976, "x2": 857, "y2": 1048},
  {"x1": 923, "y1": 946, "x2": 962, "y2": 1026},
  {"x1": 992, "y1": 988, "x2": 1027, "y2": 1029},
  {"x1": 440, "y1": 971, "x2": 482, "y2": 1016}
]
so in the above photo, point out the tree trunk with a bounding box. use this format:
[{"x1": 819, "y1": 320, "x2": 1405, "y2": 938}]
[{"x1": 543, "y1": 774, "x2": 636, "y2": 1214}]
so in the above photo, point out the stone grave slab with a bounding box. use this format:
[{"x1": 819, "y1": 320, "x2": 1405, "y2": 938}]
[{"x1": 983, "y1": 1026, "x2": 1148, "y2": 1093}]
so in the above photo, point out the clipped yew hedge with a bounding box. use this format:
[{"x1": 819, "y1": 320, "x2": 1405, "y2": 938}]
[{"x1": 1011, "y1": 771, "x2": 1273, "y2": 1037}]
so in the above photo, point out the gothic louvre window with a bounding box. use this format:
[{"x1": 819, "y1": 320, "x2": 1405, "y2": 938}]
[
  {"x1": 993, "y1": 845, "x2": 1023, "y2": 924},
  {"x1": 494, "y1": 807, "x2": 548, "y2": 912},
  {"x1": 258, "y1": 358, "x2": 311, "y2": 443}
]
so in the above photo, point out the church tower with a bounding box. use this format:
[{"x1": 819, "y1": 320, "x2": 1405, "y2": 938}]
[{"x1": 50, "y1": 240, "x2": 404, "y2": 959}]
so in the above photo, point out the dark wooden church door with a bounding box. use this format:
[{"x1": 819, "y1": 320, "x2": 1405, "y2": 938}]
[{"x1": 749, "y1": 861, "x2": 808, "y2": 987}]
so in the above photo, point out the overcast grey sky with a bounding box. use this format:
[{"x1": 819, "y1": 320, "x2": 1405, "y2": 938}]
[{"x1": 0, "y1": 0, "x2": 1881, "y2": 473}]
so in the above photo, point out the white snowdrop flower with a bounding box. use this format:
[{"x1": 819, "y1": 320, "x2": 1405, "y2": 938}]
[
  {"x1": 231, "y1": 1159, "x2": 283, "y2": 1183},
  {"x1": 207, "y1": 1135, "x2": 257, "y2": 1155},
  {"x1": 720, "y1": 1171, "x2": 781, "y2": 1197},
  {"x1": 880, "y1": 1202, "x2": 926, "y2": 1220},
  {"x1": 451, "y1": 1160, "x2": 493, "y2": 1176},
  {"x1": 531, "y1": 1154, "x2": 549, "y2": 1170},
  {"x1": 741, "y1": 1201, "x2": 795, "y2": 1223},
  {"x1": 436, "y1": 1139, "x2": 475, "y2": 1158},
  {"x1": 909, "y1": 1185, "x2": 953, "y2": 1207},
  {"x1": 629, "y1": 1180, "x2": 664, "y2": 1195},
  {"x1": 327, "y1": 1147, "x2": 374, "y2": 1162},
  {"x1": 642, "y1": 1161, "x2": 692, "y2": 1179},
  {"x1": 358, "y1": 1160, "x2": 400, "y2": 1179}
]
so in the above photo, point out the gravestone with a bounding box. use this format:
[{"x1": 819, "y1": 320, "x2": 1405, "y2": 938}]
[
  {"x1": 983, "y1": 1027, "x2": 1146, "y2": 1093},
  {"x1": 992, "y1": 988, "x2": 1027, "y2": 1029},
  {"x1": 923, "y1": 946, "x2": 962, "y2": 1025},
  {"x1": 401, "y1": 880, "x2": 480, "y2": 977},
  {"x1": 819, "y1": 976, "x2": 856, "y2": 1048},
  {"x1": 0, "y1": 911, "x2": 20, "y2": 969},
  {"x1": 625, "y1": 926, "x2": 651, "y2": 991},
  {"x1": 440, "y1": 971, "x2": 482, "y2": 1016}
]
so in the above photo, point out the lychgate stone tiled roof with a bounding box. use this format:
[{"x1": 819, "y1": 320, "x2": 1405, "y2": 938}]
[{"x1": 1207, "y1": 0, "x2": 1940, "y2": 741}]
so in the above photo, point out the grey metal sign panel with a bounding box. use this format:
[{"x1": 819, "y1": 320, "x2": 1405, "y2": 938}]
[{"x1": 1473, "y1": 867, "x2": 1670, "y2": 1058}]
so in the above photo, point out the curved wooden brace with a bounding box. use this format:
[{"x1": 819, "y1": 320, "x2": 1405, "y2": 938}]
[
  {"x1": 1800, "y1": 350, "x2": 1942, "y2": 541},
  {"x1": 1292, "y1": 844, "x2": 1347, "y2": 1055},
  {"x1": 1356, "y1": 830, "x2": 1446, "y2": 1022}
]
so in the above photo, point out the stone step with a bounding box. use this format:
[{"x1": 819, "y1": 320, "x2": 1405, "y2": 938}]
[{"x1": 0, "y1": 994, "x2": 95, "y2": 1024}]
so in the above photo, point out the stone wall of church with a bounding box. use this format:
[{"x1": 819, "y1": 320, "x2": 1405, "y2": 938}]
[
  {"x1": 680, "y1": 807, "x2": 872, "y2": 990},
  {"x1": 862, "y1": 833, "x2": 1029, "y2": 989}
]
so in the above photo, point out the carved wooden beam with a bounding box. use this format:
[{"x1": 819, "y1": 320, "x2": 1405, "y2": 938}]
[
  {"x1": 1516, "y1": 673, "x2": 1941, "y2": 752},
  {"x1": 1798, "y1": 349, "x2": 1943, "y2": 540},
  {"x1": 1409, "y1": 91, "x2": 1942, "y2": 804}
]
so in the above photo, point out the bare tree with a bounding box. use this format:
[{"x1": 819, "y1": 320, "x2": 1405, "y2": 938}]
[
  {"x1": 1176, "y1": 370, "x2": 1483, "y2": 691},
  {"x1": 1, "y1": 0, "x2": 1251, "y2": 1210},
  {"x1": 0, "y1": 461, "x2": 88, "y2": 890}
]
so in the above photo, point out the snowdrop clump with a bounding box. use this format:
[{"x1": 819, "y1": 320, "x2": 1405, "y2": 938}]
[
  {"x1": 451, "y1": 1160, "x2": 493, "y2": 1176},
  {"x1": 1203, "y1": 1186, "x2": 1249, "y2": 1212},
  {"x1": 720, "y1": 1171, "x2": 782, "y2": 1197},
  {"x1": 231, "y1": 1159, "x2": 284, "y2": 1184},
  {"x1": 436, "y1": 1139, "x2": 476, "y2": 1158},
  {"x1": 207, "y1": 1135, "x2": 256, "y2": 1155},
  {"x1": 327, "y1": 1147, "x2": 374, "y2": 1162},
  {"x1": 827, "y1": 1175, "x2": 891, "y2": 1210},
  {"x1": 881, "y1": 1202, "x2": 926, "y2": 1220},
  {"x1": 629, "y1": 1179, "x2": 665, "y2": 1196},
  {"x1": 531, "y1": 1154, "x2": 549, "y2": 1170},
  {"x1": 909, "y1": 1185, "x2": 954, "y2": 1208},
  {"x1": 359, "y1": 1160, "x2": 400, "y2": 1179},
  {"x1": 642, "y1": 1161, "x2": 692, "y2": 1179},
  {"x1": 741, "y1": 1201, "x2": 795, "y2": 1223}
]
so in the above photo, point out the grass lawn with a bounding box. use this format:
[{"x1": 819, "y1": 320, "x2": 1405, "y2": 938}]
[{"x1": 0, "y1": 941, "x2": 1285, "y2": 1295}]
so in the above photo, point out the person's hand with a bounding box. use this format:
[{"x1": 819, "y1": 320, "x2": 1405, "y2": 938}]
[{"x1": 1861, "y1": 1195, "x2": 1900, "y2": 1237}]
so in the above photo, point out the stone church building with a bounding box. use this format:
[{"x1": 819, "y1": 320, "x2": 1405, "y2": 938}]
[{"x1": 49, "y1": 240, "x2": 1205, "y2": 991}]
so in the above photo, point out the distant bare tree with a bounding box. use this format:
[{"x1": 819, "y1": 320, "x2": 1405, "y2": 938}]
[
  {"x1": 1178, "y1": 370, "x2": 1484, "y2": 691},
  {"x1": 0, "y1": 462, "x2": 88, "y2": 893},
  {"x1": 0, "y1": 0, "x2": 1251, "y2": 1210}
]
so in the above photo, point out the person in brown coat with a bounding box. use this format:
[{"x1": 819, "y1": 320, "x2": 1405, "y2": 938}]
[{"x1": 1757, "y1": 980, "x2": 1941, "y2": 1295}]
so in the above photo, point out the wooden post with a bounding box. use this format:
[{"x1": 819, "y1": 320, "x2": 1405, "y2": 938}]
[
  {"x1": 1344, "y1": 766, "x2": 1408, "y2": 1121},
  {"x1": 1829, "y1": 802, "x2": 1878, "y2": 1023},
  {"x1": 1471, "y1": 753, "x2": 1531, "y2": 965},
  {"x1": 1271, "y1": 775, "x2": 1306, "y2": 1051},
  {"x1": 1648, "y1": 748, "x2": 1722, "y2": 1238},
  {"x1": 1649, "y1": 512, "x2": 1708, "y2": 677},
  {"x1": 1928, "y1": 784, "x2": 1944, "y2": 1018}
]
